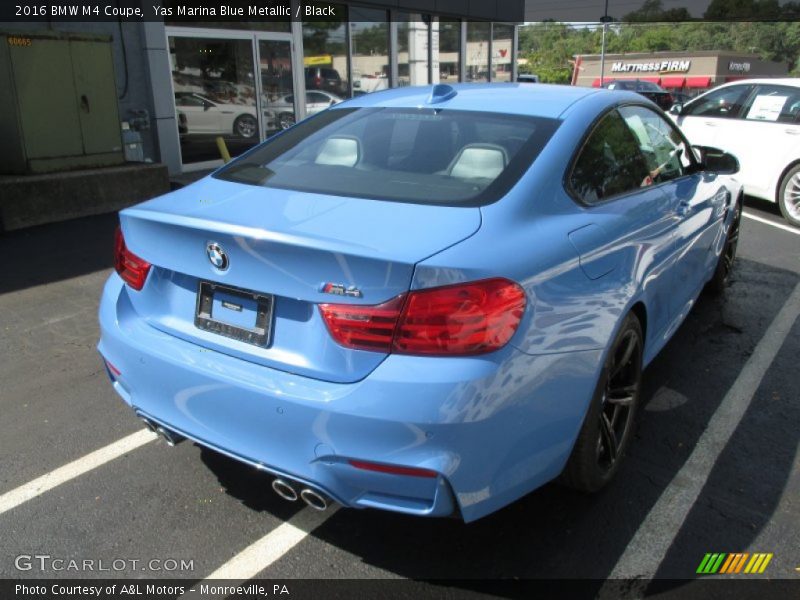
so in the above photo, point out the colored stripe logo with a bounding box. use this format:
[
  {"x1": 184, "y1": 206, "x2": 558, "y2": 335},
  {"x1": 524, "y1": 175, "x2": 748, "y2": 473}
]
[{"x1": 696, "y1": 553, "x2": 773, "y2": 575}]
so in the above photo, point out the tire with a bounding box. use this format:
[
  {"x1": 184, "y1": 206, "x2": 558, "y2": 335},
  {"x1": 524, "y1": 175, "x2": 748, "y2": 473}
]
[
  {"x1": 233, "y1": 114, "x2": 257, "y2": 139},
  {"x1": 706, "y1": 196, "x2": 742, "y2": 295},
  {"x1": 278, "y1": 112, "x2": 295, "y2": 130},
  {"x1": 777, "y1": 164, "x2": 800, "y2": 228},
  {"x1": 561, "y1": 312, "x2": 643, "y2": 492}
]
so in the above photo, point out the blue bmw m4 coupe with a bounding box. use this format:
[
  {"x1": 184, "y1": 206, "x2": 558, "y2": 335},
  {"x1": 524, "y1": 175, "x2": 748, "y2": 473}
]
[{"x1": 99, "y1": 83, "x2": 743, "y2": 522}]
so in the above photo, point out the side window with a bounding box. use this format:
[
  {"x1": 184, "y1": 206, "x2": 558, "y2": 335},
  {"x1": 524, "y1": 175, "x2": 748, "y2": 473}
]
[
  {"x1": 176, "y1": 95, "x2": 205, "y2": 108},
  {"x1": 744, "y1": 85, "x2": 800, "y2": 123},
  {"x1": 619, "y1": 105, "x2": 693, "y2": 184},
  {"x1": 683, "y1": 85, "x2": 752, "y2": 119},
  {"x1": 570, "y1": 110, "x2": 651, "y2": 204}
]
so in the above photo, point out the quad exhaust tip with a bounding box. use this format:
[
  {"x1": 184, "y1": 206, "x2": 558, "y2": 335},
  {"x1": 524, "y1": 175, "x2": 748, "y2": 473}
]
[
  {"x1": 272, "y1": 478, "x2": 299, "y2": 502},
  {"x1": 300, "y1": 488, "x2": 328, "y2": 511},
  {"x1": 140, "y1": 416, "x2": 185, "y2": 447}
]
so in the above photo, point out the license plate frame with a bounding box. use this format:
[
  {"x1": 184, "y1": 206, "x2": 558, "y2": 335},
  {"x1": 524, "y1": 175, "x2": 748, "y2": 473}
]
[{"x1": 194, "y1": 281, "x2": 274, "y2": 347}]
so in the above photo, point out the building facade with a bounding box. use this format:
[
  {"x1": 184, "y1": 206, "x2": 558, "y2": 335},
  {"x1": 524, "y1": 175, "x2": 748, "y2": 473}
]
[
  {"x1": 573, "y1": 51, "x2": 788, "y2": 94},
  {"x1": 7, "y1": 1, "x2": 522, "y2": 175}
]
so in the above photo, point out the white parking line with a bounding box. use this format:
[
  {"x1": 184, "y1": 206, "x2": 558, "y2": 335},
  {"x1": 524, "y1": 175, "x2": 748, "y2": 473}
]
[
  {"x1": 0, "y1": 430, "x2": 156, "y2": 517},
  {"x1": 742, "y1": 211, "x2": 800, "y2": 235},
  {"x1": 607, "y1": 281, "x2": 800, "y2": 580},
  {"x1": 179, "y1": 505, "x2": 339, "y2": 595}
]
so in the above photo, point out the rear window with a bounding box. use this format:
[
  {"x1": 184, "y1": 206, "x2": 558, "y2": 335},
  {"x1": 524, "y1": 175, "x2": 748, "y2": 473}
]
[{"x1": 215, "y1": 107, "x2": 559, "y2": 206}]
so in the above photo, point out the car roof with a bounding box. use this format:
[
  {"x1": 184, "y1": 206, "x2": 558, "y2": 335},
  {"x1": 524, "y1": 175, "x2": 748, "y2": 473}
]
[
  {"x1": 334, "y1": 83, "x2": 609, "y2": 119},
  {"x1": 712, "y1": 78, "x2": 800, "y2": 88}
]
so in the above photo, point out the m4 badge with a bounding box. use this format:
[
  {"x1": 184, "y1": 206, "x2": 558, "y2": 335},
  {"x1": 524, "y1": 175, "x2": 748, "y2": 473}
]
[{"x1": 321, "y1": 283, "x2": 363, "y2": 298}]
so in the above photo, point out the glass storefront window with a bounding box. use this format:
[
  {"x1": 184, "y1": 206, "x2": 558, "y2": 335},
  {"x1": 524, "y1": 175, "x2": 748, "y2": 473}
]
[
  {"x1": 465, "y1": 22, "x2": 490, "y2": 82},
  {"x1": 259, "y1": 39, "x2": 295, "y2": 134},
  {"x1": 303, "y1": 3, "x2": 349, "y2": 115},
  {"x1": 397, "y1": 13, "x2": 431, "y2": 87},
  {"x1": 439, "y1": 19, "x2": 461, "y2": 82},
  {"x1": 350, "y1": 7, "x2": 390, "y2": 97},
  {"x1": 169, "y1": 36, "x2": 259, "y2": 164},
  {"x1": 492, "y1": 24, "x2": 514, "y2": 82}
]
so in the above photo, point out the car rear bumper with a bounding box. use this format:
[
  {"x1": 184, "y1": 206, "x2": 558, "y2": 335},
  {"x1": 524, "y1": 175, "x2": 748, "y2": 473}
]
[{"x1": 98, "y1": 275, "x2": 603, "y2": 521}]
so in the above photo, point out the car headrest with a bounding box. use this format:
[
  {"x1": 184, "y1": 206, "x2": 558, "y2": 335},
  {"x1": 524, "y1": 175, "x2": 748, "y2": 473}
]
[
  {"x1": 315, "y1": 136, "x2": 361, "y2": 167},
  {"x1": 448, "y1": 143, "x2": 508, "y2": 180}
]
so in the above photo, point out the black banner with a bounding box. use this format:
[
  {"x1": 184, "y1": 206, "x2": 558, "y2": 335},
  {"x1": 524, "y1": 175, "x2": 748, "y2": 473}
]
[
  {"x1": 3, "y1": 579, "x2": 800, "y2": 600},
  {"x1": 3, "y1": 0, "x2": 800, "y2": 23}
]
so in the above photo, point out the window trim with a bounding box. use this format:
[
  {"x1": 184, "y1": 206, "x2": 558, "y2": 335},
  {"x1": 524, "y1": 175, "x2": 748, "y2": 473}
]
[
  {"x1": 564, "y1": 101, "x2": 701, "y2": 207},
  {"x1": 741, "y1": 83, "x2": 800, "y2": 125},
  {"x1": 681, "y1": 84, "x2": 756, "y2": 121}
]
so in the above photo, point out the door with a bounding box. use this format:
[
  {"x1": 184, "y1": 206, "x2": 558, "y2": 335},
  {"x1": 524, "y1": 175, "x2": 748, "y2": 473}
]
[
  {"x1": 715, "y1": 83, "x2": 800, "y2": 199},
  {"x1": 168, "y1": 34, "x2": 260, "y2": 166},
  {"x1": 175, "y1": 94, "x2": 218, "y2": 134},
  {"x1": 70, "y1": 40, "x2": 123, "y2": 155},
  {"x1": 256, "y1": 37, "x2": 295, "y2": 137},
  {"x1": 10, "y1": 37, "x2": 83, "y2": 159},
  {"x1": 675, "y1": 84, "x2": 754, "y2": 149},
  {"x1": 620, "y1": 104, "x2": 729, "y2": 320},
  {"x1": 569, "y1": 109, "x2": 681, "y2": 340}
]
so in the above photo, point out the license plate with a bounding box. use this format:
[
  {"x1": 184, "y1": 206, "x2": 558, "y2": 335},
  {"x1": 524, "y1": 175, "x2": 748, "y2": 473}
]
[{"x1": 195, "y1": 282, "x2": 273, "y2": 347}]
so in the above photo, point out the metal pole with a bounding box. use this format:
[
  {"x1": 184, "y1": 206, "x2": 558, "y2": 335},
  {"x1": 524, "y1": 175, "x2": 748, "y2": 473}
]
[{"x1": 599, "y1": 0, "x2": 609, "y2": 87}]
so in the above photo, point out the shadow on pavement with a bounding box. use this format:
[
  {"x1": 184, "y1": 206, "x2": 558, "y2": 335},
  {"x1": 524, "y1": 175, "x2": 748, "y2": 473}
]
[
  {"x1": 0, "y1": 212, "x2": 119, "y2": 295},
  {"x1": 199, "y1": 257, "x2": 799, "y2": 590}
]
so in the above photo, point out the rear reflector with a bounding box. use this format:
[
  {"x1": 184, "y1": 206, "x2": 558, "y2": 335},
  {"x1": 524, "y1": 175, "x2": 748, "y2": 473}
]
[
  {"x1": 319, "y1": 278, "x2": 526, "y2": 356},
  {"x1": 114, "y1": 226, "x2": 151, "y2": 291},
  {"x1": 348, "y1": 460, "x2": 438, "y2": 478},
  {"x1": 105, "y1": 360, "x2": 121, "y2": 377}
]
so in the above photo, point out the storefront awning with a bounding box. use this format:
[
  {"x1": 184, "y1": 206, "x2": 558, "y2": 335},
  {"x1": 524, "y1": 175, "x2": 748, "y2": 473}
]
[
  {"x1": 661, "y1": 76, "x2": 686, "y2": 88},
  {"x1": 640, "y1": 77, "x2": 660, "y2": 84},
  {"x1": 686, "y1": 76, "x2": 712, "y2": 88}
]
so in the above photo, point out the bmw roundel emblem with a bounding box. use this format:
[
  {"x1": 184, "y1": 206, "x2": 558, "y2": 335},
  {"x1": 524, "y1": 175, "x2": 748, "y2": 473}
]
[{"x1": 206, "y1": 242, "x2": 229, "y2": 271}]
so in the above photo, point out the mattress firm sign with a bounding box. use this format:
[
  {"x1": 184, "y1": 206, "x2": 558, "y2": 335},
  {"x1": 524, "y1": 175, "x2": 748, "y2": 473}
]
[{"x1": 611, "y1": 60, "x2": 691, "y2": 74}]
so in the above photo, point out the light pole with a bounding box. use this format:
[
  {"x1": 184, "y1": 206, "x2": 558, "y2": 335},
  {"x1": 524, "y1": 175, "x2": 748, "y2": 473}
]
[{"x1": 599, "y1": 0, "x2": 610, "y2": 87}]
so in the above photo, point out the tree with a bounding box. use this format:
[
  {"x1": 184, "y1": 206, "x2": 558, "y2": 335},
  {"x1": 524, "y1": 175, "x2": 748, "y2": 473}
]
[{"x1": 624, "y1": 0, "x2": 692, "y2": 22}]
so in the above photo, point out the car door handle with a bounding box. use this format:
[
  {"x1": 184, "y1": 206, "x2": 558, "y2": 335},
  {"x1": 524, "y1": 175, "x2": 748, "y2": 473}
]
[
  {"x1": 784, "y1": 128, "x2": 800, "y2": 135},
  {"x1": 703, "y1": 121, "x2": 717, "y2": 127},
  {"x1": 676, "y1": 201, "x2": 691, "y2": 217}
]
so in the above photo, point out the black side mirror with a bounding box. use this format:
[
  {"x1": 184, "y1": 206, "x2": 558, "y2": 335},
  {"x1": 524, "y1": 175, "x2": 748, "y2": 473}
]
[
  {"x1": 694, "y1": 146, "x2": 740, "y2": 175},
  {"x1": 669, "y1": 104, "x2": 682, "y2": 115}
]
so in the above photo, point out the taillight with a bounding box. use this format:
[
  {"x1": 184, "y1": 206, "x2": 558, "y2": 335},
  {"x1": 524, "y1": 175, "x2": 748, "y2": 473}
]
[
  {"x1": 319, "y1": 278, "x2": 526, "y2": 356},
  {"x1": 114, "y1": 226, "x2": 151, "y2": 291},
  {"x1": 318, "y1": 295, "x2": 404, "y2": 353}
]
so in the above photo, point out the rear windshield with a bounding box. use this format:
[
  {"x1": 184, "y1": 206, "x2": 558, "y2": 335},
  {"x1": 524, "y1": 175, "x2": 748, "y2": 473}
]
[{"x1": 215, "y1": 107, "x2": 560, "y2": 206}]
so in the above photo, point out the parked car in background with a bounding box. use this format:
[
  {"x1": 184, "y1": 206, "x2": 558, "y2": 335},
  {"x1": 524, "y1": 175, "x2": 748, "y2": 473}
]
[
  {"x1": 671, "y1": 78, "x2": 800, "y2": 227},
  {"x1": 517, "y1": 73, "x2": 540, "y2": 83},
  {"x1": 267, "y1": 91, "x2": 343, "y2": 129},
  {"x1": 100, "y1": 84, "x2": 742, "y2": 522},
  {"x1": 603, "y1": 79, "x2": 675, "y2": 111},
  {"x1": 305, "y1": 66, "x2": 346, "y2": 96},
  {"x1": 174, "y1": 92, "x2": 258, "y2": 139}
]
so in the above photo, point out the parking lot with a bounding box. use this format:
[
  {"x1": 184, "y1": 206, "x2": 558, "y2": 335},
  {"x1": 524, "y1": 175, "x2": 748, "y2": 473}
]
[{"x1": 0, "y1": 196, "x2": 798, "y2": 596}]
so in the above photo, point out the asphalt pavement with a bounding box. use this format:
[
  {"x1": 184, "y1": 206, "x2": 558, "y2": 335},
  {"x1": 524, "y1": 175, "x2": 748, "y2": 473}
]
[{"x1": 0, "y1": 196, "x2": 798, "y2": 598}]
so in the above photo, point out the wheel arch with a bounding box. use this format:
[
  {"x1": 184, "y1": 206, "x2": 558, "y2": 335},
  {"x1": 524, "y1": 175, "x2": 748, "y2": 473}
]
[{"x1": 774, "y1": 159, "x2": 800, "y2": 202}]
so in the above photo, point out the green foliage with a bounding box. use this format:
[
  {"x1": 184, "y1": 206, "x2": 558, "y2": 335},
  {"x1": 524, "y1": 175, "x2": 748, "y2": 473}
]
[{"x1": 518, "y1": 20, "x2": 800, "y2": 84}]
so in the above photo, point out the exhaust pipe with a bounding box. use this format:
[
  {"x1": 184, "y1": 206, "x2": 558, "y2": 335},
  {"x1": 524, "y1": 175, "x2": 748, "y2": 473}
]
[
  {"x1": 155, "y1": 425, "x2": 184, "y2": 447},
  {"x1": 272, "y1": 479, "x2": 299, "y2": 502},
  {"x1": 300, "y1": 488, "x2": 328, "y2": 511},
  {"x1": 139, "y1": 416, "x2": 157, "y2": 433}
]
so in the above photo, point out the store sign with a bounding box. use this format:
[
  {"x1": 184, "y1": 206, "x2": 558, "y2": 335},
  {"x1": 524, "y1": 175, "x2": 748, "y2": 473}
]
[
  {"x1": 611, "y1": 60, "x2": 691, "y2": 74},
  {"x1": 729, "y1": 61, "x2": 751, "y2": 72},
  {"x1": 304, "y1": 55, "x2": 332, "y2": 66}
]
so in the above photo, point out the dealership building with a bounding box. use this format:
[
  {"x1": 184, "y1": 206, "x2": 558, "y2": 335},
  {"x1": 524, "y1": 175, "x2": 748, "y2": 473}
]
[
  {"x1": 572, "y1": 50, "x2": 788, "y2": 92},
  {"x1": 2, "y1": 1, "x2": 522, "y2": 180}
]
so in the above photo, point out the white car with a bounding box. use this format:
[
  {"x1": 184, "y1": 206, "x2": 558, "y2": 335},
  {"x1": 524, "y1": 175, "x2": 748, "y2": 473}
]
[
  {"x1": 174, "y1": 93, "x2": 259, "y2": 139},
  {"x1": 670, "y1": 78, "x2": 800, "y2": 227},
  {"x1": 267, "y1": 91, "x2": 343, "y2": 129}
]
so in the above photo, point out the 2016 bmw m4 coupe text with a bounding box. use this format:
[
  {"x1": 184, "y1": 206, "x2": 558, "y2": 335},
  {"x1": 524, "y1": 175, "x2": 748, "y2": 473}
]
[{"x1": 98, "y1": 83, "x2": 743, "y2": 522}]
